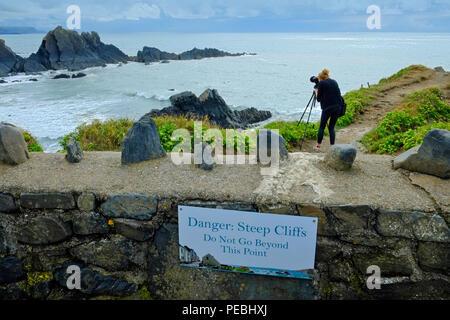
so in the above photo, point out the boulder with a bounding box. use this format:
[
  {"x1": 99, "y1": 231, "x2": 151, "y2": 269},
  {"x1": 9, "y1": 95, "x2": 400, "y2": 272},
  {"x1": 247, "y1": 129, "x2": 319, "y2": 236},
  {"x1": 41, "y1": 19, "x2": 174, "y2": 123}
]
[
  {"x1": 0, "y1": 194, "x2": 17, "y2": 213},
  {"x1": 69, "y1": 237, "x2": 136, "y2": 271},
  {"x1": 324, "y1": 144, "x2": 357, "y2": 171},
  {"x1": 148, "y1": 89, "x2": 271, "y2": 129},
  {"x1": 71, "y1": 72, "x2": 86, "y2": 78},
  {"x1": 72, "y1": 212, "x2": 109, "y2": 235},
  {"x1": 0, "y1": 79, "x2": 6, "y2": 84},
  {"x1": 53, "y1": 261, "x2": 136, "y2": 296},
  {"x1": 52, "y1": 74, "x2": 71, "y2": 79},
  {"x1": 434, "y1": 66, "x2": 446, "y2": 72},
  {"x1": 393, "y1": 129, "x2": 450, "y2": 178},
  {"x1": 101, "y1": 194, "x2": 158, "y2": 221},
  {"x1": 114, "y1": 219, "x2": 156, "y2": 242},
  {"x1": 77, "y1": 192, "x2": 96, "y2": 211},
  {"x1": 20, "y1": 193, "x2": 76, "y2": 209},
  {"x1": 17, "y1": 216, "x2": 73, "y2": 245},
  {"x1": 201, "y1": 254, "x2": 221, "y2": 267},
  {"x1": 121, "y1": 114, "x2": 166, "y2": 165},
  {"x1": 0, "y1": 122, "x2": 29, "y2": 165},
  {"x1": 65, "y1": 138, "x2": 83, "y2": 163},
  {"x1": 194, "y1": 142, "x2": 214, "y2": 171},
  {"x1": 0, "y1": 256, "x2": 25, "y2": 284},
  {"x1": 257, "y1": 129, "x2": 289, "y2": 163}
]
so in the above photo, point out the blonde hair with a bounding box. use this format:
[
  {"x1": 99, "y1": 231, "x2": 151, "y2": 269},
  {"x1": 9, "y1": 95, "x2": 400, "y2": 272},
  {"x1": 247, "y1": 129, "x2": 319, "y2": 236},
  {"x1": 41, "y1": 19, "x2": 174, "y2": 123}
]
[{"x1": 318, "y1": 69, "x2": 330, "y2": 81}]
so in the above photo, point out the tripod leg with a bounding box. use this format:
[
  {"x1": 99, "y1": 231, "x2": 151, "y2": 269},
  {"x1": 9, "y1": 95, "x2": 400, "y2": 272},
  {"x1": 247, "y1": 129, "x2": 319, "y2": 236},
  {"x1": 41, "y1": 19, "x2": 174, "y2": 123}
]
[
  {"x1": 297, "y1": 92, "x2": 315, "y2": 127},
  {"x1": 299, "y1": 98, "x2": 315, "y2": 150}
]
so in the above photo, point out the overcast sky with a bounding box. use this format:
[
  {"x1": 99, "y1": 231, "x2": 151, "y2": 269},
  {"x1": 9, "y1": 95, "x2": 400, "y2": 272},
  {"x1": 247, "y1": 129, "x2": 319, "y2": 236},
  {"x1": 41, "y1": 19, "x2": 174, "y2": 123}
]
[{"x1": 1, "y1": 0, "x2": 449, "y2": 32}]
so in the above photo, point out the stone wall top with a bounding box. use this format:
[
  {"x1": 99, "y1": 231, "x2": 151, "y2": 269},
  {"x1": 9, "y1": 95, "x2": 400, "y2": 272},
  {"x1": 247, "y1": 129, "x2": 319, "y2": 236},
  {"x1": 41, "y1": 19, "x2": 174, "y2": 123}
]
[{"x1": 0, "y1": 152, "x2": 448, "y2": 213}]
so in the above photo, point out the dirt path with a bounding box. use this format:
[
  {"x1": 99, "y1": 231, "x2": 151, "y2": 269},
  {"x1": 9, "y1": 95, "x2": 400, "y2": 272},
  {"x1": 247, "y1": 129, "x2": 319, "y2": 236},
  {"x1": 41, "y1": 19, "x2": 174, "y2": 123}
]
[{"x1": 299, "y1": 68, "x2": 450, "y2": 154}]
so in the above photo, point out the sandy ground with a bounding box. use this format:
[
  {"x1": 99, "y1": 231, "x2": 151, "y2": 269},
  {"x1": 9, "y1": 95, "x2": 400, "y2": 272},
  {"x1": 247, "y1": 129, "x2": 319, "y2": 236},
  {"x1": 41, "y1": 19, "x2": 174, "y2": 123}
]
[{"x1": 1, "y1": 151, "x2": 447, "y2": 213}]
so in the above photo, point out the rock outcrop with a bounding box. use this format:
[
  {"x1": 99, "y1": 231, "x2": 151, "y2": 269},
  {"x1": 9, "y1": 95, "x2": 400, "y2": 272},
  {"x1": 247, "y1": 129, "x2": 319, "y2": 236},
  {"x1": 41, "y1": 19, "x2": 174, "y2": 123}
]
[
  {"x1": 147, "y1": 89, "x2": 272, "y2": 129},
  {"x1": 136, "y1": 46, "x2": 245, "y2": 64},
  {"x1": 393, "y1": 129, "x2": 450, "y2": 178},
  {"x1": 22, "y1": 26, "x2": 128, "y2": 72},
  {"x1": 1, "y1": 27, "x2": 129, "y2": 75},
  {"x1": 0, "y1": 39, "x2": 23, "y2": 77}
]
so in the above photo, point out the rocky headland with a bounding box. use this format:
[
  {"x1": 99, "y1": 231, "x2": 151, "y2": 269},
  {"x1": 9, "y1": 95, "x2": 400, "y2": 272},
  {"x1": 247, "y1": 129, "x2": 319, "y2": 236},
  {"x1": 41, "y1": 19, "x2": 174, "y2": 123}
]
[
  {"x1": 0, "y1": 26, "x2": 252, "y2": 77},
  {"x1": 147, "y1": 89, "x2": 272, "y2": 129}
]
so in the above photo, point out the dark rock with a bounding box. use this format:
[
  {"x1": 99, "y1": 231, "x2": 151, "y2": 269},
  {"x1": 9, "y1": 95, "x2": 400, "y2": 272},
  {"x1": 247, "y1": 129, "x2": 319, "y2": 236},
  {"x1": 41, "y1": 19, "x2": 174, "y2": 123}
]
[
  {"x1": 376, "y1": 210, "x2": 450, "y2": 243},
  {"x1": 20, "y1": 193, "x2": 76, "y2": 209},
  {"x1": 0, "y1": 79, "x2": 6, "y2": 83},
  {"x1": 72, "y1": 212, "x2": 109, "y2": 235},
  {"x1": 352, "y1": 249, "x2": 414, "y2": 276},
  {"x1": 20, "y1": 26, "x2": 128, "y2": 73},
  {"x1": 393, "y1": 129, "x2": 450, "y2": 178},
  {"x1": 0, "y1": 194, "x2": 17, "y2": 213},
  {"x1": 148, "y1": 89, "x2": 271, "y2": 129},
  {"x1": 325, "y1": 144, "x2": 357, "y2": 171},
  {"x1": 179, "y1": 47, "x2": 243, "y2": 60},
  {"x1": 137, "y1": 47, "x2": 179, "y2": 63},
  {"x1": 76, "y1": 192, "x2": 96, "y2": 211},
  {"x1": 28, "y1": 78, "x2": 38, "y2": 82},
  {"x1": 194, "y1": 142, "x2": 214, "y2": 171},
  {"x1": 114, "y1": 219, "x2": 156, "y2": 241},
  {"x1": 53, "y1": 261, "x2": 136, "y2": 296},
  {"x1": 101, "y1": 194, "x2": 158, "y2": 221},
  {"x1": 121, "y1": 114, "x2": 166, "y2": 165},
  {"x1": 180, "y1": 200, "x2": 256, "y2": 212},
  {"x1": 18, "y1": 216, "x2": 72, "y2": 245},
  {"x1": 65, "y1": 138, "x2": 83, "y2": 163},
  {"x1": 434, "y1": 66, "x2": 446, "y2": 72},
  {"x1": 257, "y1": 129, "x2": 289, "y2": 163},
  {"x1": 0, "y1": 256, "x2": 25, "y2": 284},
  {"x1": 201, "y1": 254, "x2": 221, "y2": 267},
  {"x1": 417, "y1": 242, "x2": 450, "y2": 272},
  {"x1": 52, "y1": 74, "x2": 71, "y2": 79},
  {"x1": 136, "y1": 46, "x2": 245, "y2": 64},
  {"x1": 0, "y1": 39, "x2": 23, "y2": 77},
  {"x1": 71, "y1": 72, "x2": 86, "y2": 78},
  {"x1": 69, "y1": 237, "x2": 135, "y2": 271},
  {"x1": 0, "y1": 122, "x2": 29, "y2": 165}
]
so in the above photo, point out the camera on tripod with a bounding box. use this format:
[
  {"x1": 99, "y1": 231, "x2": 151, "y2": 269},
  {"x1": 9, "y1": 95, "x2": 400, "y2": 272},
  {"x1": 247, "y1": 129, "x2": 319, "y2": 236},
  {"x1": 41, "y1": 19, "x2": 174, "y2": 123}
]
[{"x1": 310, "y1": 76, "x2": 319, "y2": 85}]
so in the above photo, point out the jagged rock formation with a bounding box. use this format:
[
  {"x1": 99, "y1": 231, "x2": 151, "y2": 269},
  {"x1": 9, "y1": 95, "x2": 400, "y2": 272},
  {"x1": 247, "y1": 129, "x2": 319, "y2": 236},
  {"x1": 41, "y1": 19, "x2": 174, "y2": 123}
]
[
  {"x1": 136, "y1": 46, "x2": 246, "y2": 63},
  {"x1": 0, "y1": 40, "x2": 23, "y2": 77},
  {"x1": 0, "y1": 26, "x2": 128, "y2": 75},
  {"x1": 147, "y1": 89, "x2": 272, "y2": 129}
]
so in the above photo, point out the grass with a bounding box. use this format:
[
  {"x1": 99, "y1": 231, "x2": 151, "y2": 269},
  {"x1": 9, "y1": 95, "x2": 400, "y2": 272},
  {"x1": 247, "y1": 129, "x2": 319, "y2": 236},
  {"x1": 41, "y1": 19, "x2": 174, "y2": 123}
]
[
  {"x1": 60, "y1": 115, "x2": 257, "y2": 154},
  {"x1": 361, "y1": 87, "x2": 450, "y2": 154},
  {"x1": 23, "y1": 131, "x2": 43, "y2": 152},
  {"x1": 58, "y1": 65, "x2": 442, "y2": 154}
]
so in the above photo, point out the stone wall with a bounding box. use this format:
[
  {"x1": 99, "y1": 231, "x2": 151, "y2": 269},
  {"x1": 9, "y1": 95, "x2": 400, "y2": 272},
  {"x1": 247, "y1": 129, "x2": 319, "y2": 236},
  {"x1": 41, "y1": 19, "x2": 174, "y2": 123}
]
[{"x1": 1, "y1": 191, "x2": 448, "y2": 300}]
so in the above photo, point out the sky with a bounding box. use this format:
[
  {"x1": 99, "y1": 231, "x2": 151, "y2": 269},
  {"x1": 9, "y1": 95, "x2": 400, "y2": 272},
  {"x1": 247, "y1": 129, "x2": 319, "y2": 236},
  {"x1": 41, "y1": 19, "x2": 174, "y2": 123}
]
[{"x1": 0, "y1": 0, "x2": 449, "y2": 33}]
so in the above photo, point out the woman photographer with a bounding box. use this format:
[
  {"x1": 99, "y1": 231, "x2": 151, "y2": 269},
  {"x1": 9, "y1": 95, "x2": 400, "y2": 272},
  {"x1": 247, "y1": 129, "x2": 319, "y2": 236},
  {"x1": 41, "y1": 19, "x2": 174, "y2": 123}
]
[{"x1": 314, "y1": 69, "x2": 342, "y2": 149}]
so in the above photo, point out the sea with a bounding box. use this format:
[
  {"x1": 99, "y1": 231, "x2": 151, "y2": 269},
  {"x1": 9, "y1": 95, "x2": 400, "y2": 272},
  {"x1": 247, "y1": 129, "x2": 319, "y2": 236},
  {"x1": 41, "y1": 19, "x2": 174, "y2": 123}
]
[{"x1": 1, "y1": 32, "x2": 449, "y2": 152}]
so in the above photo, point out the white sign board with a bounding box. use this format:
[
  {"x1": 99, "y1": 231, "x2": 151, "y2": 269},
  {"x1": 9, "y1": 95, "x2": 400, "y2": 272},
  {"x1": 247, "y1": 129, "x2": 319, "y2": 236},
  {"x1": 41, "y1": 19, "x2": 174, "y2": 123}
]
[{"x1": 178, "y1": 206, "x2": 318, "y2": 279}]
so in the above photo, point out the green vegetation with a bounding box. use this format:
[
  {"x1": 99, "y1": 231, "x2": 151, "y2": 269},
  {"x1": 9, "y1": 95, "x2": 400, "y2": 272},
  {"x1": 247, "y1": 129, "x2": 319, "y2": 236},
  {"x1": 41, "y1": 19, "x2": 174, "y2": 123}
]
[
  {"x1": 23, "y1": 131, "x2": 43, "y2": 152},
  {"x1": 60, "y1": 116, "x2": 256, "y2": 154},
  {"x1": 361, "y1": 88, "x2": 450, "y2": 154}
]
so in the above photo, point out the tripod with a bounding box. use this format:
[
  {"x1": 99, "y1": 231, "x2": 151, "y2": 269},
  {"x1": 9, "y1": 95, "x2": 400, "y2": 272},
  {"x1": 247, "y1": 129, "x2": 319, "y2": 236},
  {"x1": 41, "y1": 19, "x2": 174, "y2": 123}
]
[{"x1": 296, "y1": 91, "x2": 317, "y2": 150}]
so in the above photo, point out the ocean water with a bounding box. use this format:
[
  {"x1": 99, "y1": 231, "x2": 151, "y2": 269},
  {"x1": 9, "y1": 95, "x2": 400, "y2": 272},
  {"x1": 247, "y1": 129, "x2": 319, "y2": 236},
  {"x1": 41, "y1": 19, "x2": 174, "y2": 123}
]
[{"x1": 1, "y1": 32, "x2": 449, "y2": 152}]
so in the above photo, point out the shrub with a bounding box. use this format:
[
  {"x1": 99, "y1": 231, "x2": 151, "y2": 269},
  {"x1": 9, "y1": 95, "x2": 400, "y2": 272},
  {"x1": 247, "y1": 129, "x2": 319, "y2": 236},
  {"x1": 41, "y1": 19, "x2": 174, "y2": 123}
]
[
  {"x1": 361, "y1": 87, "x2": 450, "y2": 154},
  {"x1": 23, "y1": 132, "x2": 43, "y2": 152}
]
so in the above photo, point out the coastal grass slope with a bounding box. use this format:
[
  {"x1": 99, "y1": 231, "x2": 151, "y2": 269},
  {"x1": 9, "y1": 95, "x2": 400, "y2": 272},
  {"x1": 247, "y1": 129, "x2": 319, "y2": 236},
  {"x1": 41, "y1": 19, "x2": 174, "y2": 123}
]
[{"x1": 45, "y1": 64, "x2": 449, "y2": 155}]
